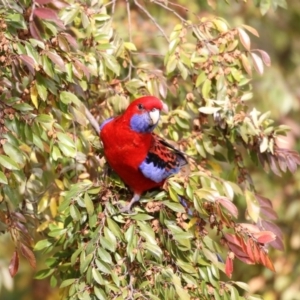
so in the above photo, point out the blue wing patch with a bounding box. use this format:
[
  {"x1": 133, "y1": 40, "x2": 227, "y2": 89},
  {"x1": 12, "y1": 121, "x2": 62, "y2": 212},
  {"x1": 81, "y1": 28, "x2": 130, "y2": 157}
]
[
  {"x1": 139, "y1": 134, "x2": 187, "y2": 183},
  {"x1": 100, "y1": 117, "x2": 114, "y2": 130},
  {"x1": 139, "y1": 158, "x2": 179, "y2": 183}
]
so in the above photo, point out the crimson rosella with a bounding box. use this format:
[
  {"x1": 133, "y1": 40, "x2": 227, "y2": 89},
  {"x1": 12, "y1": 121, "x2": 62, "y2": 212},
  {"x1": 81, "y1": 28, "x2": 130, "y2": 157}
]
[{"x1": 100, "y1": 96, "x2": 187, "y2": 212}]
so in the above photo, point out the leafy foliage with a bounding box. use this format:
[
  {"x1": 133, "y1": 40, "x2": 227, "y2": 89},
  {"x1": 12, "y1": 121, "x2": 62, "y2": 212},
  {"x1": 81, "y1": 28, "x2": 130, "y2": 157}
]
[{"x1": 0, "y1": 0, "x2": 297, "y2": 299}]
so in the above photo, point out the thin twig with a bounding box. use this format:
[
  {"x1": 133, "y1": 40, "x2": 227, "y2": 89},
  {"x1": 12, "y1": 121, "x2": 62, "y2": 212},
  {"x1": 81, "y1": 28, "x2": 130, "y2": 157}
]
[
  {"x1": 152, "y1": 0, "x2": 186, "y2": 23},
  {"x1": 85, "y1": 106, "x2": 100, "y2": 135},
  {"x1": 112, "y1": 0, "x2": 116, "y2": 14},
  {"x1": 126, "y1": 0, "x2": 133, "y2": 79},
  {"x1": 133, "y1": 0, "x2": 169, "y2": 42}
]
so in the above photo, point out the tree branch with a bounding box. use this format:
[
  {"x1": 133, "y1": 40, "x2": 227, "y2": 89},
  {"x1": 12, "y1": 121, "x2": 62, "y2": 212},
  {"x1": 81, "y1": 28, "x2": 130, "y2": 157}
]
[{"x1": 133, "y1": 0, "x2": 170, "y2": 42}]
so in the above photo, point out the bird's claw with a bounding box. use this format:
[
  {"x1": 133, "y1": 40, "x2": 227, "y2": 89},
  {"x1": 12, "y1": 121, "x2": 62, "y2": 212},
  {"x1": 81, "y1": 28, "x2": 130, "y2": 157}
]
[{"x1": 117, "y1": 202, "x2": 135, "y2": 214}]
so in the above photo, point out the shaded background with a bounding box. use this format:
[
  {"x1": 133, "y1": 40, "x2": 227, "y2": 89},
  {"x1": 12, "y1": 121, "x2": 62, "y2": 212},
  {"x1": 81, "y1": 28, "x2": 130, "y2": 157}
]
[{"x1": 0, "y1": 0, "x2": 299, "y2": 299}]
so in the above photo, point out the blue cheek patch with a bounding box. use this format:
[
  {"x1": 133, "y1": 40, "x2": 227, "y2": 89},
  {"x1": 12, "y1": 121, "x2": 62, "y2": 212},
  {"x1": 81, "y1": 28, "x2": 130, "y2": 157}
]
[
  {"x1": 100, "y1": 117, "x2": 114, "y2": 130},
  {"x1": 130, "y1": 113, "x2": 156, "y2": 133},
  {"x1": 139, "y1": 160, "x2": 179, "y2": 183}
]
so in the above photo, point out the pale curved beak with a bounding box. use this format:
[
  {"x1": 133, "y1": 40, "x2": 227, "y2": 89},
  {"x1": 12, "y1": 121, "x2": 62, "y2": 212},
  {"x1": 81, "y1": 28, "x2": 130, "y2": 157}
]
[{"x1": 149, "y1": 108, "x2": 160, "y2": 125}]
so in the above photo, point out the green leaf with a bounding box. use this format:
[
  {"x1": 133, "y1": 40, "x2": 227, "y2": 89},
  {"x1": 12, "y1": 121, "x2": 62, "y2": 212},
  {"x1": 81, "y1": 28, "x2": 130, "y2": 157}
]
[
  {"x1": 56, "y1": 132, "x2": 75, "y2": 148},
  {"x1": 0, "y1": 155, "x2": 20, "y2": 170},
  {"x1": 34, "y1": 239, "x2": 52, "y2": 251},
  {"x1": 60, "y1": 91, "x2": 81, "y2": 106},
  {"x1": 102, "y1": 53, "x2": 120, "y2": 76},
  {"x1": 84, "y1": 193, "x2": 94, "y2": 215},
  {"x1": 245, "y1": 190, "x2": 260, "y2": 222},
  {"x1": 70, "y1": 205, "x2": 81, "y2": 221},
  {"x1": 3, "y1": 143, "x2": 25, "y2": 167},
  {"x1": 60, "y1": 278, "x2": 76, "y2": 288},
  {"x1": 0, "y1": 171, "x2": 8, "y2": 184},
  {"x1": 35, "y1": 268, "x2": 54, "y2": 279}
]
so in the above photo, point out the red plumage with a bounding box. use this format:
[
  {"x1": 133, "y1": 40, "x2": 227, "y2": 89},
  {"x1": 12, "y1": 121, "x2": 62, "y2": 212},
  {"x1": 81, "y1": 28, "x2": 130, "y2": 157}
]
[{"x1": 100, "y1": 96, "x2": 187, "y2": 211}]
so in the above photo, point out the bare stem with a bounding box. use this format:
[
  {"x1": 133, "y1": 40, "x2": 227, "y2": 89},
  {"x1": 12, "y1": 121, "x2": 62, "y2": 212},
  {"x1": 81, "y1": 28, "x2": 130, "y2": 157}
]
[{"x1": 133, "y1": 0, "x2": 170, "y2": 42}]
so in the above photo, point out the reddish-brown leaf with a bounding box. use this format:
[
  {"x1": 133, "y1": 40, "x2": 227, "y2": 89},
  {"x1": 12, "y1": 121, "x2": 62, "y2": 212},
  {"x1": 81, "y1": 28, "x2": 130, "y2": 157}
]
[
  {"x1": 286, "y1": 155, "x2": 297, "y2": 173},
  {"x1": 19, "y1": 54, "x2": 35, "y2": 74},
  {"x1": 252, "y1": 242, "x2": 261, "y2": 263},
  {"x1": 15, "y1": 221, "x2": 29, "y2": 234},
  {"x1": 51, "y1": 0, "x2": 69, "y2": 9},
  {"x1": 218, "y1": 197, "x2": 238, "y2": 218},
  {"x1": 237, "y1": 28, "x2": 251, "y2": 51},
  {"x1": 74, "y1": 60, "x2": 90, "y2": 80},
  {"x1": 254, "y1": 49, "x2": 271, "y2": 66},
  {"x1": 45, "y1": 51, "x2": 66, "y2": 72},
  {"x1": 58, "y1": 35, "x2": 70, "y2": 52},
  {"x1": 34, "y1": 8, "x2": 65, "y2": 29},
  {"x1": 260, "y1": 207, "x2": 277, "y2": 220},
  {"x1": 256, "y1": 194, "x2": 272, "y2": 208},
  {"x1": 29, "y1": 19, "x2": 43, "y2": 40},
  {"x1": 61, "y1": 33, "x2": 78, "y2": 48},
  {"x1": 12, "y1": 212, "x2": 27, "y2": 223},
  {"x1": 261, "y1": 220, "x2": 283, "y2": 240},
  {"x1": 270, "y1": 237, "x2": 285, "y2": 251},
  {"x1": 9, "y1": 251, "x2": 19, "y2": 277},
  {"x1": 34, "y1": 7, "x2": 58, "y2": 20},
  {"x1": 277, "y1": 155, "x2": 287, "y2": 172},
  {"x1": 225, "y1": 256, "x2": 233, "y2": 278},
  {"x1": 253, "y1": 231, "x2": 276, "y2": 244},
  {"x1": 20, "y1": 244, "x2": 36, "y2": 269},
  {"x1": 224, "y1": 233, "x2": 242, "y2": 247},
  {"x1": 239, "y1": 223, "x2": 260, "y2": 234},
  {"x1": 260, "y1": 249, "x2": 276, "y2": 272},
  {"x1": 246, "y1": 239, "x2": 255, "y2": 262},
  {"x1": 241, "y1": 24, "x2": 259, "y2": 37},
  {"x1": 250, "y1": 52, "x2": 264, "y2": 75},
  {"x1": 268, "y1": 154, "x2": 282, "y2": 176}
]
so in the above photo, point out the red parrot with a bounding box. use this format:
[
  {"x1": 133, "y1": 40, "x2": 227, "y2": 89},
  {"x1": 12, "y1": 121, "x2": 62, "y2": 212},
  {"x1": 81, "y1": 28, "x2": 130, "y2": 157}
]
[{"x1": 100, "y1": 96, "x2": 187, "y2": 212}]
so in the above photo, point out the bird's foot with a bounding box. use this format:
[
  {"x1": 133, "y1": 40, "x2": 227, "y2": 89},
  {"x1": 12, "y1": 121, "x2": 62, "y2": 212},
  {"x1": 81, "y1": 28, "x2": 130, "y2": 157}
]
[
  {"x1": 118, "y1": 203, "x2": 135, "y2": 214},
  {"x1": 117, "y1": 193, "x2": 141, "y2": 214}
]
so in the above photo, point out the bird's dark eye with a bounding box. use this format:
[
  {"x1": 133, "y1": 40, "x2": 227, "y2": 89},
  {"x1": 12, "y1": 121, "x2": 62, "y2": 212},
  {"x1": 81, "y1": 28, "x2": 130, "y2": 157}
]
[{"x1": 137, "y1": 103, "x2": 144, "y2": 110}]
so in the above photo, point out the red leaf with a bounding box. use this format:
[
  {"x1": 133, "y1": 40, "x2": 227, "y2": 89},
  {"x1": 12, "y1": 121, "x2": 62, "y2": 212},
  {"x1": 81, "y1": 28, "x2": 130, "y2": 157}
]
[
  {"x1": 270, "y1": 237, "x2": 284, "y2": 251},
  {"x1": 260, "y1": 207, "x2": 277, "y2": 220},
  {"x1": 241, "y1": 24, "x2": 259, "y2": 37},
  {"x1": 74, "y1": 60, "x2": 90, "y2": 80},
  {"x1": 61, "y1": 33, "x2": 78, "y2": 48},
  {"x1": 237, "y1": 28, "x2": 251, "y2": 51},
  {"x1": 45, "y1": 51, "x2": 66, "y2": 72},
  {"x1": 239, "y1": 223, "x2": 260, "y2": 234},
  {"x1": 224, "y1": 233, "x2": 242, "y2": 247},
  {"x1": 252, "y1": 242, "x2": 261, "y2": 263},
  {"x1": 29, "y1": 19, "x2": 43, "y2": 40},
  {"x1": 261, "y1": 220, "x2": 283, "y2": 240},
  {"x1": 218, "y1": 197, "x2": 238, "y2": 218},
  {"x1": 9, "y1": 251, "x2": 19, "y2": 277},
  {"x1": 253, "y1": 231, "x2": 276, "y2": 244},
  {"x1": 34, "y1": 8, "x2": 65, "y2": 29},
  {"x1": 246, "y1": 239, "x2": 255, "y2": 262},
  {"x1": 225, "y1": 256, "x2": 233, "y2": 278},
  {"x1": 256, "y1": 194, "x2": 272, "y2": 208},
  {"x1": 251, "y1": 52, "x2": 264, "y2": 75},
  {"x1": 19, "y1": 54, "x2": 35, "y2": 74},
  {"x1": 254, "y1": 49, "x2": 271, "y2": 67},
  {"x1": 34, "y1": 7, "x2": 58, "y2": 20},
  {"x1": 20, "y1": 244, "x2": 36, "y2": 269},
  {"x1": 260, "y1": 249, "x2": 276, "y2": 272}
]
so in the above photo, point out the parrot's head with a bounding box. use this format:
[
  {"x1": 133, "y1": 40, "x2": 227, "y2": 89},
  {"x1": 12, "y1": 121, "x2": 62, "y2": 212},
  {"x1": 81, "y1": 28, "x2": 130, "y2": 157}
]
[{"x1": 125, "y1": 96, "x2": 169, "y2": 133}]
